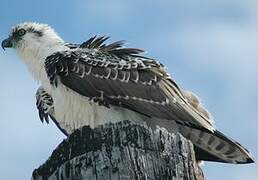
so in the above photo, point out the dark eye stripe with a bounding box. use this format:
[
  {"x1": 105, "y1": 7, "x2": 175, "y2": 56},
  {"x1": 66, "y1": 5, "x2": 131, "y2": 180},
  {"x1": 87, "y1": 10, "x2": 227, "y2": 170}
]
[
  {"x1": 27, "y1": 27, "x2": 43, "y2": 37},
  {"x1": 12, "y1": 27, "x2": 43, "y2": 37},
  {"x1": 12, "y1": 28, "x2": 26, "y2": 37}
]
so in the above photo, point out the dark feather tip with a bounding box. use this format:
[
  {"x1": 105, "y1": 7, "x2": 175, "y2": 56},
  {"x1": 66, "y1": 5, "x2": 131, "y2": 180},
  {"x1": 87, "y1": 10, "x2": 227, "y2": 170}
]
[{"x1": 80, "y1": 35, "x2": 145, "y2": 57}]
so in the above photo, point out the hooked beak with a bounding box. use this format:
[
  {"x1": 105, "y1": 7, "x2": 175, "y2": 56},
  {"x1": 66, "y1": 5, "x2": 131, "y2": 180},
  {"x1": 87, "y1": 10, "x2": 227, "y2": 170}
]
[{"x1": 1, "y1": 37, "x2": 13, "y2": 51}]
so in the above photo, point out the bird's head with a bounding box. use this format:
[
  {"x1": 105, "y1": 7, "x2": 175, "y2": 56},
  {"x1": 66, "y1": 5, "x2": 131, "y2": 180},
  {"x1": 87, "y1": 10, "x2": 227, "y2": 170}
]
[
  {"x1": 2, "y1": 22, "x2": 65, "y2": 81},
  {"x1": 2, "y1": 22, "x2": 64, "y2": 60}
]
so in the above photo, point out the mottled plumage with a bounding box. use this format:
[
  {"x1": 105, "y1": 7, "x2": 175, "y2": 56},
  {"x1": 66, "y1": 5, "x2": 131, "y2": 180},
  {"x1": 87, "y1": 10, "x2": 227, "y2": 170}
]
[
  {"x1": 36, "y1": 87, "x2": 68, "y2": 136},
  {"x1": 45, "y1": 37, "x2": 214, "y2": 132},
  {"x1": 2, "y1": 22, "x2": 254, "y2": 164}
]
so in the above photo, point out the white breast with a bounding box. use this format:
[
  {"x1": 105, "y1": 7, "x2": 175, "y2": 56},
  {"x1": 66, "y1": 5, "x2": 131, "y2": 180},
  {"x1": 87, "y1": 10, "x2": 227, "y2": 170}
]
[{"x1": 51, "y1": 84, "x2": 147, "y2": 134}]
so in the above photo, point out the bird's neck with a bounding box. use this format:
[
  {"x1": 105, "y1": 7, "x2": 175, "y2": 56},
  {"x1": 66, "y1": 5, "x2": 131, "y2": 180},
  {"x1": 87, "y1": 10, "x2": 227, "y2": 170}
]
[{"x1": 17, "y1": 41, "x2": 68, "y2": 90}]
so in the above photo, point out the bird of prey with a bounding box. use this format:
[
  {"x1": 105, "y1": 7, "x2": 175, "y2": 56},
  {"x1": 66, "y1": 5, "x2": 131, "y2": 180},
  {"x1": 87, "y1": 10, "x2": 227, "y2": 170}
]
[{"x1": 2, "y1": 22, "x2": 254, "y2": 164}]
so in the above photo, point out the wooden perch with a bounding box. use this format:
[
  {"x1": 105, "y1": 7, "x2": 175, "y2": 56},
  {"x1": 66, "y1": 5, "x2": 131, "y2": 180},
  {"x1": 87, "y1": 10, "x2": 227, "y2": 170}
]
[{"x1": 31, "y1": 121, "x2": 204, "y2": 180}]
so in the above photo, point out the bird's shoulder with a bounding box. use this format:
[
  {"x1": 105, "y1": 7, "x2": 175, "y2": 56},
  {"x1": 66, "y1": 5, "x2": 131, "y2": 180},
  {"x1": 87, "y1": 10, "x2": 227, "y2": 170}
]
[
  {"x1": 45, "y1": 36, "x2": 170, "y2": 83},
  {"x1": 60, "y1": 35, "x2": 159, "y2": 65}
]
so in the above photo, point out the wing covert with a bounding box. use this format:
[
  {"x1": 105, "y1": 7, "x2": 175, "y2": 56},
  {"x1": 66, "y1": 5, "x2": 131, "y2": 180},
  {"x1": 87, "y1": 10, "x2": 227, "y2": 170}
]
[
  {"x1": 36, "y1": 86, "x2": 68, "y2": 136},
  {"x1": 45, "y1": 37, "x2": 214, "y2": 131}
]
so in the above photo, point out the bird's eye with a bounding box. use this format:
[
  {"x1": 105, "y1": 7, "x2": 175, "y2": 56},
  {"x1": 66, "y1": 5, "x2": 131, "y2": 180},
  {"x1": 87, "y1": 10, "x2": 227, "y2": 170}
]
[{"x1": 17, "y1": 29, "x2": 26, "y2": 36}]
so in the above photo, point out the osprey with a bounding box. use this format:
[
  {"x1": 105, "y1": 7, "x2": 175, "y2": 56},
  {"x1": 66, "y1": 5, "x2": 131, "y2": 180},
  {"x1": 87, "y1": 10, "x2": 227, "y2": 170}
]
[{"x1": 2, "y1": 22, "x2": 254, "y2": 164}]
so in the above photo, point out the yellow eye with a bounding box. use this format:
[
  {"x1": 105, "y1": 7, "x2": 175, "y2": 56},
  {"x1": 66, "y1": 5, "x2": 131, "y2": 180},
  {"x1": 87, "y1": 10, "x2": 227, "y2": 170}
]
[{"x1": 18, "y1": 28, "x2": 26, "y2": 36}]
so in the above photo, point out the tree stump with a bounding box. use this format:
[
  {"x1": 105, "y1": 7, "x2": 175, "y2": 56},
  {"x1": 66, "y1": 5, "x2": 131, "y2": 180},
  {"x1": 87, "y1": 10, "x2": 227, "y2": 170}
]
[{"x1": 31, "y1": 121, "x2": 204, "y2": 180}]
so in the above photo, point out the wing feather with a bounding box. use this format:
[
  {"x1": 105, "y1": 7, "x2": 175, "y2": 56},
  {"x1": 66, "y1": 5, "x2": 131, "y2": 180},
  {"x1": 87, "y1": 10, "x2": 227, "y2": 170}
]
[
  {"x1": 36, "y1": 87, "x2": 68, "y2": 136},
  {"x1": 45, "y1": 45, "x2": 214, "y2": 132}
]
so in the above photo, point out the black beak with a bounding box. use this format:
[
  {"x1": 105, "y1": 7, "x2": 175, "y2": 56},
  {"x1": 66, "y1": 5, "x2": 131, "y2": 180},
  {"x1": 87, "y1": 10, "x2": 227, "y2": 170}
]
[{"x1": 1, "y1": 37, "x2": 13, "y2": 51}]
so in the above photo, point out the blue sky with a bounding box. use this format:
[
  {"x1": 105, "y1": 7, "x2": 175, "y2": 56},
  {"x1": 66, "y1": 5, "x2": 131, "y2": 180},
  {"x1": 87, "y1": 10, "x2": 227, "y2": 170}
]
[{"x1": 0, "y1": 0, "x2": 257, "y2": 179}]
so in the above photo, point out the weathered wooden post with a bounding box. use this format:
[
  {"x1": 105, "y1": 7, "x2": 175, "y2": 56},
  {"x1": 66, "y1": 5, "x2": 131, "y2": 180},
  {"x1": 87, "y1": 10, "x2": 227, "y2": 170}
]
[{"x1": 32, "y1": 121, "x2": 204, "y2": 180}]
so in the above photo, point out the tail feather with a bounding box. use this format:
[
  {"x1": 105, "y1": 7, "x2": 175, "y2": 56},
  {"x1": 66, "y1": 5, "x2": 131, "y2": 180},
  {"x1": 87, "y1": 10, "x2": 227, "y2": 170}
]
[{"x1": 177, "y1": 123, "x2": 254, "y2": 164}]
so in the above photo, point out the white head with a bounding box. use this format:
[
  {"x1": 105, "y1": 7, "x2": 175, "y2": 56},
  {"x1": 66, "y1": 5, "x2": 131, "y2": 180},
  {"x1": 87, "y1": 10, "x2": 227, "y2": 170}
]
[
  {"x1": 2, "y1": 22, "x2": 64, "y2": 57},
  {"x1": 2, "y1": 22, "x2": 66, "y2": 81}
]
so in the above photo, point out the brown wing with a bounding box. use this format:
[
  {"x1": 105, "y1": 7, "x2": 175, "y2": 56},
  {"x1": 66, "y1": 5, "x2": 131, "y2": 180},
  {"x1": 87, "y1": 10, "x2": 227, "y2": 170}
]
[{"x1": 45, "y1": 47, "x2": 214, "y2": 132}]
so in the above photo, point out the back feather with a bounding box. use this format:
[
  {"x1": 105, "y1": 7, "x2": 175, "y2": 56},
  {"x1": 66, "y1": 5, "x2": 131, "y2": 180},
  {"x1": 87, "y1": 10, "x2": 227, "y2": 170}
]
[{"x1": 80, "y1": 35, "x2": 144, "y2": 57}]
